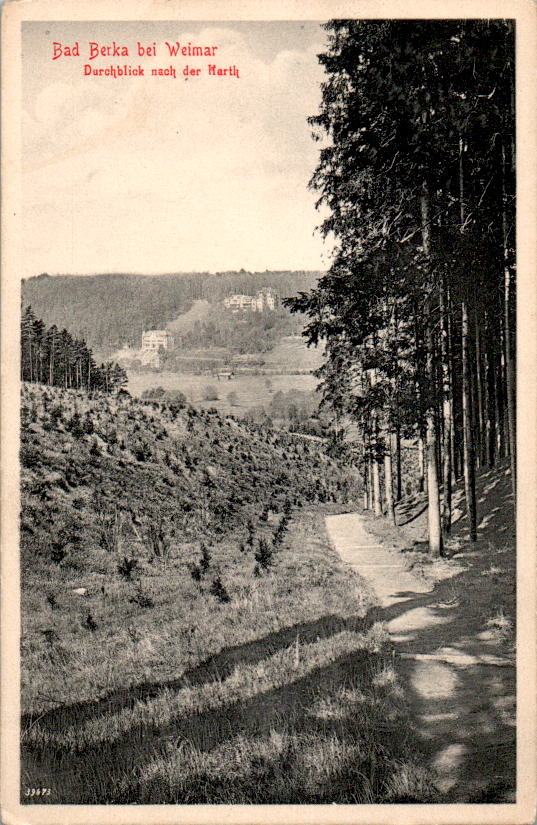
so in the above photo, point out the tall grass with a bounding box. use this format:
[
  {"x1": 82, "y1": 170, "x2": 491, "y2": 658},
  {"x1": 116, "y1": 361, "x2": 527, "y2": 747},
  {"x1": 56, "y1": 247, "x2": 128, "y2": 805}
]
[{"x1": 22, "y1": 506, "x2": 435, "y2": 803}]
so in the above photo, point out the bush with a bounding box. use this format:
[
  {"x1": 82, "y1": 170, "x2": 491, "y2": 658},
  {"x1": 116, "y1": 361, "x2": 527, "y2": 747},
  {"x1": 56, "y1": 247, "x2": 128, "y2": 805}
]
[
  {"x1": 90, "y1": 439, "x2": 101, "y2": 457},
  {"x1": 142, "y1": 387, "x2": 165, "y2": 400},
  {"x1": 129, "y1": 584, "x2": 154, "y2": 608},
  {"x1": 50, "y1": 541, "x2": 67, "y2": 563},
  {"x1": 66, "y1": 412, "x2": 84, "y2": 438},
  {"x1": 200, "y1": 543, "x2": 211, "y2": 573},
  {"x1": 50, "y1": 405, "x2": 63, "y2": 425},
  {"x1": 203, "y1": 385, "x2": 219, "y2": 401},
  {"x1": 246, "y1": 520, "x2": 255, "y2": 547},
  {"x1": 209, "y1": 576, "x2": 230, "y2": 603},
  {"x1": 133, "y1": 441, "x2": 152, "y2": 462},
  {"x1": 118, "y1": 556, "x2": 139, "y2": 580},
  {"x1": 254, "y1": 537, "x2": 273, "y2": 570},
  {"x1": 273, "y1": 515, "x2": 289, "y2": 547},
  {"x1": 190, "y1": 564, "x2": 203, "y2": 582}
]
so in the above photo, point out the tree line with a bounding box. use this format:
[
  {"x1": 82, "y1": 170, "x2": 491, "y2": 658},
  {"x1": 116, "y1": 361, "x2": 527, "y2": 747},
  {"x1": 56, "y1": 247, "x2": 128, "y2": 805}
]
[
  {"x1": 21, "y1": 306, "x2": 127, "y2": 393},
  {"x1": 286, "y1": 20, "x2": 515, "y2": 554}
]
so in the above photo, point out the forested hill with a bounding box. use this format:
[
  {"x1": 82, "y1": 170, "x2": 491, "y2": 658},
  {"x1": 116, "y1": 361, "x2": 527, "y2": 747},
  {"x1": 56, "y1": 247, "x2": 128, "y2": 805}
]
[{"x1": 21, "y1": 271, "x2": 321, "y2": 351}]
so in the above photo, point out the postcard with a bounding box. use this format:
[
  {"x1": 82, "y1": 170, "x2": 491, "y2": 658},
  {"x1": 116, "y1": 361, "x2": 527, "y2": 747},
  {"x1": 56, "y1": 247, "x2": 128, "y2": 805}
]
[{"x1": 1, "y1": 1, "x2": 536, "y2": 823}]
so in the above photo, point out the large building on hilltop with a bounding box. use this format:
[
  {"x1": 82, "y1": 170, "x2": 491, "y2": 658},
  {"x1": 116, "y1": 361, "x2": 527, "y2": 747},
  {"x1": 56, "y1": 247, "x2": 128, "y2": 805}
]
[{"x1": 223, "y1": 288, "x2": 280, "y2": 313}]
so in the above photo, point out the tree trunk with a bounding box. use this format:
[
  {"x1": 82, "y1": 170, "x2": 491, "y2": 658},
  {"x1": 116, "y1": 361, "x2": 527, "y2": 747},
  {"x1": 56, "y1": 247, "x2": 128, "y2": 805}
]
[
  {"x1": 384, "y1": 437, "x2": 396, "y2": 524},
  {"x1": 421, "y1": 183, "x2": 443, "y2": 556},
  {"x1": 440, "y1": 276, "x2": 453, "y2": 534},
  {"x1": 417, "y1": 433, "x2": 426, "y2": 493},
  {"x1": 486, "y1": 320, "x2": 499, "y2": 467},
  {"x1": 502, "y1": 148, "x2": 516, "y2": 497},
  {"x1": 362, "y1": 438, "x2": 370, "y2": 510},
  {"x1": 483, "y1": 312, "x2": 493, "y2": 467},
  {"x1": 462, "y1": 300, "x2": 477, "y2": 541},
  {"x1": 394, "y1": 427, "x2": 402, "y2": 501},
  {"x1": 363, "y1": 476, "x2": 369, "y2": 510},
  {"x1": 372, "y1": 448, "x2": 382, "y2": 517},
  {"x1": 425, "y1": 330, "x2": 443, "y2": 555},
  {"x1": 368, "y1": 454, "x2": 374, "y2": 511},
  {"x1": 474, "y1": 308, "x2": 486, "y2": 467},
  {"x1": 49, "y1": 336, "x2": 54, "y2": 385}
]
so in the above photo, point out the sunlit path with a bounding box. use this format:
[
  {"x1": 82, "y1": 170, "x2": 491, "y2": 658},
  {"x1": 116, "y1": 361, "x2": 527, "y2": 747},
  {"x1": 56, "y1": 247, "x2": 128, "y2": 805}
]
[{"x1": 325, "y1": 513, "x2": 516, "y2": 802}]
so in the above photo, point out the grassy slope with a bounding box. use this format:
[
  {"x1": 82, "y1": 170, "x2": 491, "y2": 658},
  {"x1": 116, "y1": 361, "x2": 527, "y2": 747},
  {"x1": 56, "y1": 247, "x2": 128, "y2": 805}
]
[{"x1": 20, "y1": 384, "x2": 435, "y2": 804}]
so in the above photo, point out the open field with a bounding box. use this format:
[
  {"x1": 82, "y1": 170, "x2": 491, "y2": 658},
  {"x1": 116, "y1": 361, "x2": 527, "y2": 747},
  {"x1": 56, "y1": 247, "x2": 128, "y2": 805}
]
[
  {"x1": 127, "y1": 369, "x2": 319, "y2": 417},
  {"x1": 245, "y1": 336, "x2": 325, "y2": 372}
]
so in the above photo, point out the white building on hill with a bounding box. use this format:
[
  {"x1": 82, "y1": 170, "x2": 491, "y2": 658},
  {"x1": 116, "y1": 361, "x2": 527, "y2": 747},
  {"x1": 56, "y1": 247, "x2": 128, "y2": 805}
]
[
  {"x1": 223, "y1": 288, "x2": 280, "y2": 313},
  {"x1": 141, "y1": 329, "x2": 174, "y2": 367},
  {"x1": 223, "y1": 294, "x2": 256, "y2": 312},
  {"x1": 141, "y1": 329, "x2": 174, "y2": 351}
]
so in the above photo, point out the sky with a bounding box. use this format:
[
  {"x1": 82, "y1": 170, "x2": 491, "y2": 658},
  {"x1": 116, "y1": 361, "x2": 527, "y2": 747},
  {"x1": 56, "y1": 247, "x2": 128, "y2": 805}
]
[{"x1": 22, "y1": 21, "x2": 331, "y2": 278}]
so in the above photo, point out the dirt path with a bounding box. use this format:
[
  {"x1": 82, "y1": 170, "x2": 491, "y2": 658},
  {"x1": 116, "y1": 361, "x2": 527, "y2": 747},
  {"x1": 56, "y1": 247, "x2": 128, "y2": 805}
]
[{"x1": 325, "y1": 513, "x2": 516, "y2": 802}]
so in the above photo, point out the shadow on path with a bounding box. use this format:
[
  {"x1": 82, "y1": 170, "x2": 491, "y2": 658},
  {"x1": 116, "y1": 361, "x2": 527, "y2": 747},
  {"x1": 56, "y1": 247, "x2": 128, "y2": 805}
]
[{"x1": 325, "y1": 511, "x2": 515, "y2": 803}]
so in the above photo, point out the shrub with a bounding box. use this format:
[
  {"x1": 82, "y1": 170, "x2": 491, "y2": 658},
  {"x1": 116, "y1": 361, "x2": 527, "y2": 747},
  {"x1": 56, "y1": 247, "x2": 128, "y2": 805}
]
[
  {"x1": 50, "y1": 405, "x2": 63, "y2": 425},
  {"x1": 66, "y1": 412, "x2": 84, "y2": 438},
  {"x1": 84, "y1": 614, "x2": 98, "y2": 631},
  {"x1": 20, "y1": 444, "x2": 41, "y2": 469},
  {"x1": 117, "y1": 556, "x2": 138, "y2": 580},
  {"x1": 142, "y1": 387, "x2": 165, "y2": 400},
  {"x1": 203, "y1": 385, "x2": 219, "y2": 401},
  {"x1": 200, "y1": 543, "x2": 211, "y2": 573},
  {"x1": 209, "y1": 576, "x2": 230, "y2": 603},
  {"x1": 129, "y1": 584, "x2": 154, "y2": 608},
  {"x1": 96, "y1": 505, "x2": 122, "y2": 553},
  {"x1": 190, "y1": 564, "x2": 203, "y2": 582},
  {"x1": 254, "y1": 537, "x2": 273, "y2": 570},
  {"x1": 144, "y1": 520, "x2": 171, "y2": 559},
  {"x1": 90, "y1": 439, "x2": 101, "y2": 457},
  {"x1": 46, "y1": 592, "x2": 58, "y2": 610},
  {"x1": 273, "y1": 515, "x2": 289, "y2": 547},
  {"x1": 50, "y1": 539, "x2": 67, "y2": 564},
  {"x1": 133, "y1": 441, "x2": 152, "y2": 462},
  {"x1": 246, "y1": 520, "x2": 255, "y2": 547}
]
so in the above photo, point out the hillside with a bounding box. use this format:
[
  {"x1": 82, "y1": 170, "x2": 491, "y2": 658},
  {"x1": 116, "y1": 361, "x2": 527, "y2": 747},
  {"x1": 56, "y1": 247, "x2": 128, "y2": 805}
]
[
  {"x1": 20, "y1": 383, "x2": 358, "y2": 711},
  {"x1": 21, "y1": 271, "x2": 321, "y2": 352},
  {"x1": 21, "y1": 383, "x2": 439, "y2": 805}
]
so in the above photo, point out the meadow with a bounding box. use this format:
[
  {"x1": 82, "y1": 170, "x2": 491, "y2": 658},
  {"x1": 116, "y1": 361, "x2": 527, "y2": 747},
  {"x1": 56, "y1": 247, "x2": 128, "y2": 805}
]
[{"x1": 126, "y1": 368, "x2": 319, "y2": 417}]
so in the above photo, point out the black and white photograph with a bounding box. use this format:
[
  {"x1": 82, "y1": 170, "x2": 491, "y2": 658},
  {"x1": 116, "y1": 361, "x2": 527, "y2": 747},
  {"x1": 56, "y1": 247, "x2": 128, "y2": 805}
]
[{"x1": 1, "y1": 2, "x2": 536, "y2": 822}]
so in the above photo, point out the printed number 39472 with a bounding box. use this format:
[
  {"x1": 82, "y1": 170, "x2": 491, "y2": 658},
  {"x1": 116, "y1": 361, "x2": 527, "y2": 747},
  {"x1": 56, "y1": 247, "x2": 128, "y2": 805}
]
[{"x1": 24, "y1": 788, "x2": 51, "y2": 797}]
